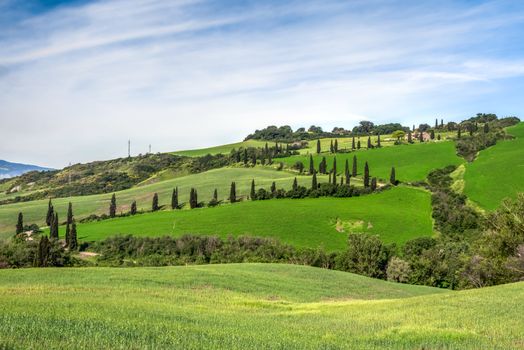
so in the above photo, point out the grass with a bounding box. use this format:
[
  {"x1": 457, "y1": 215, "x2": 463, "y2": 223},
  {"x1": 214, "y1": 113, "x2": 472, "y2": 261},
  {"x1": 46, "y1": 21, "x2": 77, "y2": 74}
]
[
  {"x1": 171, "y1": 139, "x2": 268, "y2": 157},
  {"x1": 281, "y1": 140, "x2": 464, "y2": 183},
  {"x1": 72, "y1": 186, "x2": 433, "y2": 250},
  {"x1": 463, "y1": 122, "x2": 524, "y2": 210},
  {"x1": 0, "y1": 263, "x2": 522, "y2": 349},
  {"x1": 0, "y1": 167, "x2": 331, "y2": 238}
]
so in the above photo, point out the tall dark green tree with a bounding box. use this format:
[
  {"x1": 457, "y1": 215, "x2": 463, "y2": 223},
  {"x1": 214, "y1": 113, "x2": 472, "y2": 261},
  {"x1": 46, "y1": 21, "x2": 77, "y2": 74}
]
[
  {"x1": 67, "y1": 202, "x2": 73, "y2": 226},
  {"x1": 309, "y1": 155, "x2": 315, "y2": 174},
  {"x1": 50, "y1": 212, "x2": 59, "y2": 240},
  {"x1": 332, "y1": 158, "x2": 337, "y2": 185},
  {"x1": 69, "y1": 220, "x2": 78, "y2": 250},
  {"x1": 171, "y1": 187, "x2": 178, "y2": 209},
  {"x1": 390, "y1": 167, "x2": 396, "y2": 185},
  {"x1": 440, "y1": 119, "x2": 444, "y2": 128},
  {"x1": 352, "y1": 136, "x2": 356, "y2": 150},
  {"x1": 330, "y1": 140, "x2": 334, "y2": 153},
  {"x1": 109, "y1": 194, "x2": 117, "y2": 218},
  {"x1": 367, "y1": 136, "x2": 372, "y2": 149},
  {"x1": 316, "y1": 139, "x2": 321, "y2": 154},
  {"x1": 430, "y1": 130, "x2": 435, "y2": 140},
  {"x1": 292, "y1": 177, "x2": 298, "y2": 191},
  {"x1": 364, "y1": 162, "x2": 370, "y2": 187},
  {"x1": 265, "y1": 142, "x2": 269, "y2": 155},
  {"x1": 152, "y1": 193, "x2": 159, "y2": 211},
  {"x1": 131, "y1": 200, "x2": 137, "y2": 215},
  {"x1": 357, "y1": 139, "x2": 361, "y2": 149},
  {"x1": 435, "y1": 118, "x2": 438, "y2": 129},
  {"x1": 46, "y1": 199, "x2": 54, "y2": 226},
  {"x1": 352, "y1": 155, "x2": 357, "y2": 177},
  {"x1": 243, "y1": 149, "x2": 248, "y2": 165},
  {"x1": 213, "y1": 188, "x2": 218, "y2": 201},
  {"x1": 371, "y1": 177, "x2": 377, "y2": 191},
  {"x1": 189, "y1": 188, "x2": 197, "y2": 209},
  {"x1": 65, "y1": 222, "x2": 71, "y2": 247},
  {"x1": 377, "y1": 134, "x2": 381, "y2": 147},
  {"x1": 270, "y1": 181, "x2": 276, "y2": 194},
  {"x1": 229, "y1": 182, "x2": 237, "y2": 203},
  {"x1": 311, "y1": 172, "x2": 318, "y2": 190},
  {"x1": 250, "y1": 179, "x2": 256, "y2": 199},
  {"x1": 334, "y1": 139, "x2": 338, "y2": 153},
  {"x1": 16, "y1": 212, "x2": 23, "y2": 234},
  {"x1": 35, "y1": 236, "x2": 50, "y2": 267},
  {"x1": 251, "y1": 154, "x2": 257, "y2": 166},
  {"x1": 320, "y1": 157, "x2": 327, "y2": 174}
]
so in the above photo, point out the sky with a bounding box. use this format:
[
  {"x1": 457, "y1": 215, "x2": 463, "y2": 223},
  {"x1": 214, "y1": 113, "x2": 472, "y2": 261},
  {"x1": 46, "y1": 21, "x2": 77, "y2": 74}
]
[{"x1": 1, "y1": 0, "x2": 524, "y2": 168}]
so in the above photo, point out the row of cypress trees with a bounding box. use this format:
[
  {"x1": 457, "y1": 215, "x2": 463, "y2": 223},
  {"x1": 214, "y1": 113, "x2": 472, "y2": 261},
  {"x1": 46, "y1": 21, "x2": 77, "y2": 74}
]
[{"x1": 316, "y1": 135, "x2": 382, "y2": 154}]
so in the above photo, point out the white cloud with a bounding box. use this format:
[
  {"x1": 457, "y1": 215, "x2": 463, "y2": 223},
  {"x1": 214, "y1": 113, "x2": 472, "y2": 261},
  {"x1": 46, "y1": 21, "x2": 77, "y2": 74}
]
[{"x1": 0, "y1": 0, "x2": 523, "y2": 167}]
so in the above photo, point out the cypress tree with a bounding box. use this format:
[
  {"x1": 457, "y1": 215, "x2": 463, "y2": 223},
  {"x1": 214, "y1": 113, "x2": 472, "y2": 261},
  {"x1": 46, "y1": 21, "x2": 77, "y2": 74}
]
[
  {"x1": 344, "y1": 159, "x2": 349, "y2": 178},
  {"x1": 67, "y1": 202, "x2": 73, "y2": 225},
  {"x1": 334, "y1": 139, "x2": 338, "y2": 153},
  {"x1": 65, "y1": 222, "x2": 71, "y2": 247},
  {"x1": 189, "y1": 188, "x2": 197, "y2": 209},
  {"x1": 357, "y1": 139, "x2": 361, "y2": 149},
  {"x1": 171, "y1": 187, "x2": 178, "y2": 209},
  {"x1": 408, "y1": 130, "x2": 413, "y2": 143},
  {"x1": 435, "y1": 118, "x2": 438, "y2": 129},
  {"x1": 367, "y1": 136, "x2": 372, "y2": 149},
  {"x1": 270, "y1": 181, "x2": 276, "y2": 194},
  {"x1": 243, "y1": 149, "x2": 248, "y2": 165},
  {"x1": 252, "y1": 153, "x2": 257, "y2": 166},
  {"x1": 131, "y1": 200, "x2": 137, "y2": 215},
  {"x1": 213, "y1": 188, "x2": 218, "y2": 201},
  {"x1": 377, "y1": 134, "x2": 381, "y2": 147},
  {"x1": 412, "y1": 124, "x2": 415, "y2": 132},
  {"x1": 312, "y1": 172, "x2": 318, "y2": 190},
  {"x1": 441, "y1": 119, "x2": 444, "y2": 128},
  {"x1": 345, "y1": 170, "x2": 350, "y2": 185},
  {"x1": 371, "y1": 177, "x2": 377, "y2": 191},
  {"x1": 69, "y1": 220, "x2": 78, "y2": 250},
  {"x1": 352, "y1": 155, "x2": 357, "y2": 177},
  {"x1": 292, "y1": 177, "x2": 298, "y2": 191},
  {"x1": 328, "y1": 172, "x2": 332, "y2": 184},
  {"x1": 50, "y1": 212, "x2": 59, "y2": 240},
  {"x1": 332, "y1": 157, "x2": 337, "y2": 176},
  {"x1": 437, "y1": 134, "x2": 441, "y2": 140},
  {"x1": 36, "y1": 236, "x2": 50, "y2": 267},
  {"x1": 152, "y1": 193, "x2": 159, "y2": 211},
  {"x1": 265, "y1": 142, "x2": 269, "y2": 155},
  {"x1": 430, "y1": 130, "x2": 435, "y2": 140},
  {"x1": 250, "y1": 179, "x2": 256, "y2": 199},
  {"x1": 352, "y1": 136, "x2": 356, "y2": 150},
  {"x1": 229, "y1": 182, "x2": 237, "y2": 203},
  {"x1": 320, "y1": 157, "x2": 327, "y2": 174},
  {"x1": 309, "y1": 155, "x2": 315, "y2": 174},
  {"x1": 316, "y1": 139, "x2": 321, "y2": 154},
  {"x1": 109, "y1": 194, "x2": 116, "y2": 218},
  {"x1": 16, "y1": 212, "x2": 23, "y2": 234},
  {"x1": 46, "y1": 199, "x2": 54, "y2": 226},
  {"x1": 330, "y1": 140, "x2": 334, "y2": 153},
  {"x1": 364, "y1": 162, "x2": 370, "y2": 187},
  {"x1": 332, "y1": 170, "x2": 337, "y2": 185},
  {"x1": 390, "y1": 167, "x2": 396, "y2": 185}
]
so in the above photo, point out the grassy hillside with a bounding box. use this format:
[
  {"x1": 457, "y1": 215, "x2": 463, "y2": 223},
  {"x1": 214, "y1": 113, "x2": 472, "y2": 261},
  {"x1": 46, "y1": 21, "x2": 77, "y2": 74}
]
[
  {"x1": 172, "y1": 139, "x2": 268, "y2": 157},
  {"x1": 281, "y1": 140, "x2": 463, "y2": 183},
  {"x1": 0, "y1": 167, "x2": 332, "y2": 238},
  {"x1": 0, "y1": 264, "x2": 522, "y2": 349},
  {"x1": 71, "y1": 186, "x2": 432, "y2": 250},
  {"x1": 464, "y1": 122, "x2": 524, "y2": 210}
]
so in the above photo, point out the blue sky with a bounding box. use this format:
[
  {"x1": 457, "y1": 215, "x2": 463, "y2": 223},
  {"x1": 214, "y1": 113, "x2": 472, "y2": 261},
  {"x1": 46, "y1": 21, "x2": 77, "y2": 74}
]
[{"x1": 1, "y1": 0, "x2": 523, "y2": 168}]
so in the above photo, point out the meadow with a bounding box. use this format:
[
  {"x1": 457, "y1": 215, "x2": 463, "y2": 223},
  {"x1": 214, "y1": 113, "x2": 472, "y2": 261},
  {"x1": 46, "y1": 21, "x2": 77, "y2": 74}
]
[
  {"x1": 171, "y1": 139, "x2": 268, "y2": 157},
  {"x1": 71, "y1": 186, "x2": 432, "y2": 250},
  {"x1": 0, "y1": 167, "x2": 331, "y2": 238},
  {"x1": 281, "y1": 140, "x2": 464, "y2": 183},
  {"x1": 0, "y1": 263, "x2": 522, "y2": 349},
  {"x1": 464, "y1": 122, "x2": 524, "y2": 209}
]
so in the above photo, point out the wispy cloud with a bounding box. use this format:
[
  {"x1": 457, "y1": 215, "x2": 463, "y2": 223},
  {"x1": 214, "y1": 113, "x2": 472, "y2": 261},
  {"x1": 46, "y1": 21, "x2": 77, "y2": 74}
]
[{"x1": 0, "y1": 0, "x2": 524, "y2": 167}]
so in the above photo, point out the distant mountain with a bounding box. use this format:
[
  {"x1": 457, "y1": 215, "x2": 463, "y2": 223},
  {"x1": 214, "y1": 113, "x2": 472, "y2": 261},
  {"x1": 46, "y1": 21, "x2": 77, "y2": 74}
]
[{"x1": 0, "y1": 160, "x2": 52, "y2": 179}]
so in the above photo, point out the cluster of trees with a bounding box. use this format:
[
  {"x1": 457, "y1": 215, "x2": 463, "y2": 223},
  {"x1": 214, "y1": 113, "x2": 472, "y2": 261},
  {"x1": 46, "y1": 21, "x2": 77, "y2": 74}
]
[{"x1": 229, "y1": 143, "x2": 301, "y2": 167}]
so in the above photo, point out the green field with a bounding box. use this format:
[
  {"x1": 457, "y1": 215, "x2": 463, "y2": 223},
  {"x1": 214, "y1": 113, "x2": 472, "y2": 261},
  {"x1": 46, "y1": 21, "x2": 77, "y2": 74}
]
[
  {"x1": 0, "y1": 263, "x2": 522, "y2": 349},
  {"x1": 281, "y1": 140, "x2": 463, "y2": 183},
  {"x1": 464, "y1": 122, "x2": 524, "y2": 210},
  {"x1": 0, "y1": 167, "x2": 332, "y2": 238},
  {"x1": 171, "y1": 139, "x2": 268, "y2": 157},
  {"x1": 71, "y1": 186, "x2": 432, "y2": 250}
]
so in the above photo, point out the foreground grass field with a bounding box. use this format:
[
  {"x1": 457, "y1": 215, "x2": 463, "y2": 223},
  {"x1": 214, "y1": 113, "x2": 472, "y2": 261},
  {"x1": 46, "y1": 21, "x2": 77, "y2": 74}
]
[
  {"x1": 281, "y1": 140, "x2": 463, "y2": 183},
  {"x1": 0, "y1": 264, "x2": 522, "y2": 349},
  {"x1": 0, "y1": 167, "x2": 330, "y2": 238},
  {"x1": 72, "y1": 186, "x2": 432, "y2": 250},
  {"x1": 464, "y1": 122, "x2": 524, "y2": 210}
]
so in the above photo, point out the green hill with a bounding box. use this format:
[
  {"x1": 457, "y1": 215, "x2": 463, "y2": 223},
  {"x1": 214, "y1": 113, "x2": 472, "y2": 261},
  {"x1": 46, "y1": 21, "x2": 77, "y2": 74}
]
[
  {"x1": 70, "y1": 186, "x2": 432, "y2": 250},
  {"x1": 0, "y1": 263, "x2": 521, "y2": 349},
  {"x1": 464, "y1": 122, "x2": 524, "y2": 209},
  {"x1": 171, "y1": 139, "x2": 268, "y2": 157},
  {"x1": 280, "y1": 140, "x2": 463, "y2": 183},
  {"x1": 0, "y1": 167, "x2": 333, "y2": 238}
]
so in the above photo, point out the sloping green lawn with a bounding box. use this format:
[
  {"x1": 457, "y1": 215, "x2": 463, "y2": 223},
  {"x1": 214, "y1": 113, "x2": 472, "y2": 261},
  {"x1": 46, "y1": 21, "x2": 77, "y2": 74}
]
[
  {"x1": 0, "y1": 264, "x2": 522, "y2": 349},
  {"x1": 73, "y1": 186, "x2": 433, "y2": 250},
  {"x1": 464, "y1": 122, "x2": 524, "y2": 210}
]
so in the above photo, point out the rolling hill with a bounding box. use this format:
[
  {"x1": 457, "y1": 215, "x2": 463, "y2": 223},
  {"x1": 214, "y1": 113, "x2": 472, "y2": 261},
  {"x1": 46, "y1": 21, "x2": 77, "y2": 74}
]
[{"x1": 0, "y1": 263, "x2": 521, "y2": 349}]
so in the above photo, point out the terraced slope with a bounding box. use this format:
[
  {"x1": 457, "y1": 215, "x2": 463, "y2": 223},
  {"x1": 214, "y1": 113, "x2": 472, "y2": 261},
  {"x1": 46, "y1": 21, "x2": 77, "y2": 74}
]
[
  {"x1": 464, "y1": 122, "x2": 524, "y2": 210},
  {"x1": 0, "y1": 264, "x2": 522, "y2": 349},
  {"x1": 73, "y1": 186, "x2": 432, "y2": 250}
]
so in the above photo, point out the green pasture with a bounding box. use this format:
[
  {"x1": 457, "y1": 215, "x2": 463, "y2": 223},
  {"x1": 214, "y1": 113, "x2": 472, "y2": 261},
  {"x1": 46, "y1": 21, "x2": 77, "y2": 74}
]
[
  {"x1": 0, "y1": 263, "x2": 521, "y2": 349},
  {"x1": 71, "y1": 186, "x2": 432, "y2": 250},
  {"x1": 171, "y1": 139, "x2": 268, "y2": 157},
  {"x1": 0, "y1": 167, "x2": 332, "y2": 238},
  {"x1": 464, "y1": 122, "x2": 524, "y2": 210}
]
